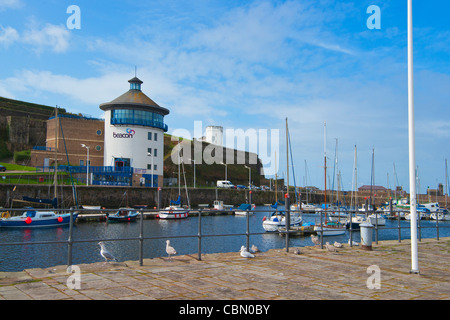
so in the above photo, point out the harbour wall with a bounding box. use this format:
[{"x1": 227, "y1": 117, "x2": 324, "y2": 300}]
[{"x1": 0, "y1": 184, "x2": 403, "y2": 209}]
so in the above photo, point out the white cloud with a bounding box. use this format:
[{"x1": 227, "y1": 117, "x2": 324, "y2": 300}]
[
  {"x1": 0, "y1": 25, "x2": 19, "y2": 46},
  {"x1": 0, "y1": 0, "x2": 22, "y2": 10},
  {"x1": 22, "y1": 23, "x2": 70, "y2": 53}
]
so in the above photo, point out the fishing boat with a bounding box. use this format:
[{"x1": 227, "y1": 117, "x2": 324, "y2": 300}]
[
  {"x1": 262, "y1": 203, "x2": 302, "y2": 232},
  {"x1": 106, "y1": 208, "x2": 139, "y2": 222},
  {"x1": 0, "y1": 208, "x2": 78, "y2": 228},
  {"x1": 234, "y1": 203, "x2": 255, "y2": 216}
]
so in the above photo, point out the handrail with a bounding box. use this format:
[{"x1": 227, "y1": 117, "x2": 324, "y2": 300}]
[{"x1": 0, "y1": 207, "x2": 448, "y2": 268}]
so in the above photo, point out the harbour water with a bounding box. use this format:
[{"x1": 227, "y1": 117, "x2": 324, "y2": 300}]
[{"x1": 0, "y1": 206, "x2": 449, "y2": 272}]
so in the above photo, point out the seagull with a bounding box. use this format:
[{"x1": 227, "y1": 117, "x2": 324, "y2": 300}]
[
  {"x1": 293, "y1": 248, "x2": 301, "y2": 255},
  {"x1": 240, "y1": 246, "x2": 255, "y2": 258},
  {"x1": 325, "y1": 242, "x2": 337, "y2": 253},
  {"x1": 334, "y1": 241, "x2": 343, "y2": 248},
  {"x1": 251, "y1": 244, "x2": 260, "y2": 253},
  {"x1": 348, "y1": 239, "x2": 359, "y2": 246},
  {"x1": 98, "y1": 242, "x2": 118, "y2": 263},
  {"x1": 311, "y1": 234, "x2": 321, "y2": 246},
  {"x1": 165, "y1": 240, "x2": 177, "y2": 261}
]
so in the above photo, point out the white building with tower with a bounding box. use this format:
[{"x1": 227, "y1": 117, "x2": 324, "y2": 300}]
[
  {"x1": 99, "y1": 77, "x2": 169, "y2": 187},
  {"x1": 204, "y1": 125, "x2": 223, "y2": 146}
]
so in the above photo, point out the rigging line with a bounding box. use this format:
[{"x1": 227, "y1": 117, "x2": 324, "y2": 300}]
[{"x1": 287, "y1": 127, "x2": 298, "y2": 204}]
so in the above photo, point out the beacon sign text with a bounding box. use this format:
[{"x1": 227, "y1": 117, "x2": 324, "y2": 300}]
[{"x1": 113, "y1": 128, "x2": 135, "y2": 139}]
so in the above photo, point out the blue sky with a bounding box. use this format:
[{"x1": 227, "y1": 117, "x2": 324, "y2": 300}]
[{"x1": 0, "y1": 0, "x2": 449, "y2": 194}]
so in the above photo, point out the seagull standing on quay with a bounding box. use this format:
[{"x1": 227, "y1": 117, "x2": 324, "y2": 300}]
[
  {"x1": 98, "y1": 242, "x2": 118, "y2": 263},
  {"x1": 311, "y1": 234, "x2": 321, "y2": 246},
  {"x1": 166, "y1": 240, "x2": 177, "y2": 261},
  {"x1": 325, "y1": 242, "x2": 337, "y2": 253},
  {"x1": 240, "y1": 246, "x2": 255, "y2": 258}
]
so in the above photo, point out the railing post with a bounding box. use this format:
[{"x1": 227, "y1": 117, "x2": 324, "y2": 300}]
[
  {"x1": 197, "y1": 209, "x2": 202, "y2": 261},
  {"x1": 418, "y1": 211, "x2": 422, "y2": 242},
  {"x1": 139, "y1": 208, "x2": 144, "y2": 266},
  {"x1": 285, "y1": 193, "x2": 290, "y2": 252},
  {"x1": 246, "y1": 209, "x2": 250, "y2": 252},
  {"x1": 348, "y1": 210, "x2": 353, "y2": 247},
  {"x1": 436, "y1": 211, "x2": 439, "y2": 240},
  {"x1": 67, "y1": 208, "x2": 74, "y2": 267},
  {"x1": 320, "y1": 209, "x2": 324, "y2": 249},
  {"x1": 398, "y1": 209, "x2": 401, "y2": 243}
]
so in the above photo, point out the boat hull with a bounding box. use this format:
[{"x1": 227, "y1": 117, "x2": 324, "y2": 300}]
[
  {"x1": 158, "y1": 208, "x2": 189, "y2": 219},
  {"x1": 263, "y1": 215, "x2": 302, "y2": 232},
  {"x1": 0, "y1": 213, "x2": 78, "y2": 228},
  {"x1": 314, "y1": 224, "x2": 346, "y2": 236}
]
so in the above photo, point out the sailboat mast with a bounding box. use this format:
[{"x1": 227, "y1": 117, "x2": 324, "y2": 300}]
[
  {"x1": 54, "y1": 107, "x2": 59, "y2": 201},
  {"x1": 285, "y1": 118, "x2": 289, "y2": 196},
  {"x1": 324, "y1": 121, "x2": 327, "y2": 219}
]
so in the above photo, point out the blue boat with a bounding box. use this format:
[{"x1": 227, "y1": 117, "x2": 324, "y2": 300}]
[
  {"x1": 106, "y1": 208, "x2": 139, "y2": 222},
  {"x1": 0, "y1": 209, "x2": 78, "y2": 228}
]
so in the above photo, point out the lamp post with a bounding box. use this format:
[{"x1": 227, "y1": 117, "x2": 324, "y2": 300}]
[
  {"x1": 81, "y1": 144, "x2": 90, "y2": 186},
  {"x1": 220, "y1": 162, "x2": 227, "y2": 181},
  {"x1": 244, "y1": 165, "x2": 251, "y2": 189},
  {"x1": 147, "y1": 152, "x2": 154, "y2": 188},
  {"x1": 188, "y1": 158, "x2": 196, "y2": 188}
]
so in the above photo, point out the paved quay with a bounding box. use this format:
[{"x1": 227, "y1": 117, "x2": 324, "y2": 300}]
[{"x1": 0, "y1": 237, "x2": 448, "y2": 300}]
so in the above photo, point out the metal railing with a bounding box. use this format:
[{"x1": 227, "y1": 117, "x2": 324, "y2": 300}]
[{"x1": 0, "y1": 206, "x2": 448, "y2": 268}]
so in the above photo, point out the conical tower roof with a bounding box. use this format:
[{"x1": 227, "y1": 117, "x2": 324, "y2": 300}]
[{"x1": 99, "y1": 77, "x2": 169, "y2": 115}]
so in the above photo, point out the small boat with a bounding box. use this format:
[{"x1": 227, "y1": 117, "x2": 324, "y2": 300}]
[
  {"x1": 82, "y1": 205, "x2": 101, "y2": 211},
  {"x1": 213, "y1": 200, "x2": 233, "y2": 210},
  {"x1": 234, "y1": 203, "x2": 255, "y2": 216},
  {"x1": 262, "y1": 203, "x2": 302, "y2": 232},
  {"x1": 347, "y1": 214, "x2": 367, "y2": 229},
  {"x1": 158, "y1": 196, "x2": 190, "y2": 219},
  {"x1": 106, "y1": 208, "x2": 139, "y2": 222},
  {"x1": 302, "y1": 203, "x2": 317, "y2": 213},
  {"x1": 313, "y1": 221, "x2": 346, "y2": 236},
  {"x1": 367, "y1": 213, "x2": 386, "y2": 226},
  {"x1": 0, "y1": 208, "x2": 78, "y2": 228},
  {"x1": 158, "y1": 206, "x2": 189, "y2": 219}
]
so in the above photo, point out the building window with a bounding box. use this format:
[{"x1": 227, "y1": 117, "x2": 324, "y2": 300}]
[
  {"x1": 147, "y1": 164, "x2": 152, "y2": 170},
  {"x1": 154, "y1": 133, "x2": 158, "y2": 141},
  {"x1": 96, "y1": 130, "x2": 102, "y2": 136},
  {"x1": 110, "y1": 109, "x2": 167, "y2": 131},
  {"x1": 154, "y1": 165, "x2": 157, "y2": 170},
  {"x1": 153, "y1": 148, "x2": 157, "y2": 157},
  {"x1": 80, "y1": 160, "x2": 84, "y2": 166},
  {"x1": 147, "y1": 148, "x2": 152, "y2": 155},
  {"x1": 148, "y1": 132, "x2": 152, "y2": 140},
  {"x1": 95, "y1": 145, "x2": 102, "y2": 151}
]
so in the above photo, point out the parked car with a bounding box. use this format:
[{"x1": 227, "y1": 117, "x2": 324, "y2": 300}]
[
  {"x1": 0, "y1": 165, "x2": 6, "y2": 172},
  {"x1": 236, "y1": 185, "x2": 247, "y2": 189}
]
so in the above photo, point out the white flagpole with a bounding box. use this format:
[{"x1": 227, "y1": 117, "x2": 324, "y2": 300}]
[{"x1": 408, "y1": 0, "x2": 419, "y2": 274}]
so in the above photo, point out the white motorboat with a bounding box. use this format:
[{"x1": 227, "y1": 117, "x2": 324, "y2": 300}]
[
  {"x1": 158, "y1": 206, "x2": 189, "y2": 219},
  {"x1": 262, "y1": 204, "x2": 302, "y2": 232},
  {"x1": 302, "y1": 203, "x2": 317, "y2": 213},
  {"x1": 367, "y1": 213, "x2": 386, "y2": 226}
]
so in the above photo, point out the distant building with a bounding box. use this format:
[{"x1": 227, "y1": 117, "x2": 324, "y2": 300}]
[
  {"x1": 204, "y1": 126, "x2": 223, "y2": 146},
  {"x1": 30, "y1": 76, "x2": 169, "y2": 187},
  {"x1": 358, "y1": 185, "x2": 388, "y2": 192}
]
